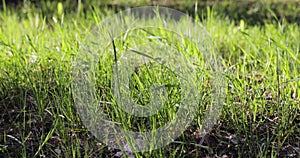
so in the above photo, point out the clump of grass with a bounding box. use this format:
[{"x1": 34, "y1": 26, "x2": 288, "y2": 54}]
[{"x1": 0, "y1": 3, "x2": 299, "y2": 158}]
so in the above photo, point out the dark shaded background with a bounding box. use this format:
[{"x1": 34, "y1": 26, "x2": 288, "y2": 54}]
[{"x1": 1, "y1": 0, "x2": 300, "y2": 25}]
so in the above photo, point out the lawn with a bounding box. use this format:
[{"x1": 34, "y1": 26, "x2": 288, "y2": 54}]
[{"x1": 0, "y1": 1, "x2": 299, "y2": 157}]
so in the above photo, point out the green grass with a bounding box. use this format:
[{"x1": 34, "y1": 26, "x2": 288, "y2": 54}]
[{"x1": 0, "y1": 3, "x2": 299, "y2": 158}]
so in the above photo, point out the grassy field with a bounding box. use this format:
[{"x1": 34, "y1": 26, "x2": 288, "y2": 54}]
[
  {"x1": 0, "y1": 1, "x2": 299, "y2": 158},
  {"x1": 4, "y1": 0, "x2": 300, "y2": 25}
]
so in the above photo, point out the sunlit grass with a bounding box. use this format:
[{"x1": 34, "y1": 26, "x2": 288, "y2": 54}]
[{"x1": 0, "y1": 3, "x2": 299, "y2": 158}]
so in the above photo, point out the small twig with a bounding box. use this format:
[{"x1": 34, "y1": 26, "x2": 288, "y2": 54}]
[{"x1": 7, "y1": 135, "x2": 22, "y2": 145}]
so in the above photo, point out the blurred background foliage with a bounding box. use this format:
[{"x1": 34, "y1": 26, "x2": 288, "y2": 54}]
[{"x1": 1, "y1": 0, "x2": 300, "y2": 25}]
